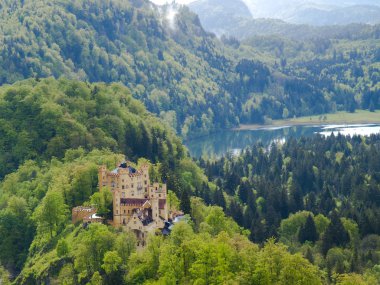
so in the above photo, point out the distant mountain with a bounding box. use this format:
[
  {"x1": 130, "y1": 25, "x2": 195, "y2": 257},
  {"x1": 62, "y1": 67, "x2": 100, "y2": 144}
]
[
  {"x1": 189, "y1": 0, "x2": 252, "y2": 36},
  {"x1": 288, "y1": 5, "x2": 380, "y2": 26},
  {"x1": 242, "y1": 0, "x2": 380, "y2": 21},
  {"x1": 231, "y1": 19, "x2": 380, "y2": 41},
  {"x1": 186, "y1": 0, "x2": 380, "y2": 37}
]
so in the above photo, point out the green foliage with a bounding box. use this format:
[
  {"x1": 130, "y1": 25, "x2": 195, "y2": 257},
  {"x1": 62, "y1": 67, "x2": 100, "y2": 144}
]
[
  {"x1": 298, "y1": 215, "x2": 319, "y2": 243},
  {"x1": 102, "y1": 251, "x2": 122, "y2": 274},
  {"x1": 57, "y1": 239, "x2": 69, "y2": 257},
  {"x1": 74, "y1": 224, "x2": 115, "y2": 278},
  {"x1": 203, "y1": 135, "x2": 380, "y2": 280},
  {"x1": 0, "y1": 78, "x2": 185, "y2": 180},
  {"x1": 34, "y1": 190, "x2": 68, "y2": 238},
  {"x1": 88, "y1": 271, "x2": 103, "y2": 285},
  {"x1": 322, "y1": 212, "x2": 351, "y2": 255},
  {"x1": 0, "y1": 0, "x2": 240, "y2": 138},
  {"x1": 125, "y1": 202, "x2": 321, "y2": 285},
  {"x1": 0, "y1": 266, "x2": 11, "y2": 285},
  {"x1": 2, "y1": 0, "x2": 379, "y2": 140},
  {"x1": 89, "y1": 187, "x2": 113, "y2": 219},
  {"x1": 167, "y1": 190, "x2": 180, "y2": 213},
  {"x1": 180, "y1": 188, "x2": 191, "y2": 215},
  {"x1": 0, "y1": 196, "x2": 35, "y2": 271},
  {"x1": 11, "y1": 197, "x2": 322, "y2": 284},
  {"x1": 279, "y1": 211, "x2": 312, "y2": 243}
]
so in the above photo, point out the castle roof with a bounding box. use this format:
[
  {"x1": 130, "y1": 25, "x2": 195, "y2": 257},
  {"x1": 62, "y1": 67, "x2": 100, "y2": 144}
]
[
  {"x1": 120, "y1": 198, "x2": 149, "y2": 206},
  {"x1": 109, "y1": 162, "x2": 141, "y2": 177}
]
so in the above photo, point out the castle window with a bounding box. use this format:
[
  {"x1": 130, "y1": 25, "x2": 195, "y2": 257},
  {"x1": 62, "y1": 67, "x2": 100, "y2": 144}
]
[
  {"x1": 122, "y1": 185, "x2": 125, "y2": 189},
  {"x1": 144, "y1": 180, "x2": 147, "y2": 185},
  {"x1": 131, "y1": 184, "x2": 134, "y2": 188},
  {"x1": 122, "y1": 192, "x2": 125, "y2": 198},
  {"x1": 124, "y1": 210, "x2": 126, "y2": 214},
  {"x1": 159, "y1": 194, "x2": 161, "y2": 198},
  {"x1": 116, "y1": 210, "x2": 119, "y2": 214}
]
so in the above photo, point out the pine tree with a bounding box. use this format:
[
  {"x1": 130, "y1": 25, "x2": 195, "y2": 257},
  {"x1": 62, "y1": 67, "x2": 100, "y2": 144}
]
[
  {"x1": 322, "y1": 211, "x2": 350, "y2": 255},
  {"x1": 298, "y1": 215, "x2": 319, "y2": 243},
  {"x1": 180, "y1": 188, "x2": 191, "y2": 214},
  {"x1": 213, "y1": 188, "x2": 226, "y2": 210},
  {"x1": 250, "y1": 218, "x2": 267, "y2": 243}
]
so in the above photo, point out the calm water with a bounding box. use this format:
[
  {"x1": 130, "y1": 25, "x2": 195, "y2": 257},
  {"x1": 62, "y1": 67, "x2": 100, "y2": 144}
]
[{"x1": 185, "y1": 124, "x2": 380, "y2": 158}]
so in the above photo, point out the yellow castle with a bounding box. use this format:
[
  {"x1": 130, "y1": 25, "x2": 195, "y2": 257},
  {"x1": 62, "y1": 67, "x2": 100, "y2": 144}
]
[{"x1": 98, "y1": 161, "x2": 168, "y2": 245}]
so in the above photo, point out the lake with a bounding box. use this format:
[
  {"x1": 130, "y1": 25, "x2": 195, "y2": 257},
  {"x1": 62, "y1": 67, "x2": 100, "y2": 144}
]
[{"x1": 185, "y1": 124, "x2": 380, "y2": 158}]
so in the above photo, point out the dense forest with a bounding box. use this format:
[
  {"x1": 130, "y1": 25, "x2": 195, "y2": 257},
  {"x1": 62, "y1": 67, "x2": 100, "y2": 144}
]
[
  {"x1": 200, "y1": 134, "x2": 380, "y2": 283},
  {"x1": 0, "y1": 78, "x2": 324, "y2": 284},
  {"x1": 1, "y1": 0, "x2": 380, "y2": 138},
  {"x1": 0, "y1": 0, "x2": 380, "y2": 284},
  {"x1": 0, "y1": 78, "x2": 378, "y2": 284}
]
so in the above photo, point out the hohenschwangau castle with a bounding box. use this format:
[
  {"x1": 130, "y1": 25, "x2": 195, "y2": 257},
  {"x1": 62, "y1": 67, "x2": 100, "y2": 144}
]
[{"x1": 73, "y1": 161, "x2": 168, "y2": 246}]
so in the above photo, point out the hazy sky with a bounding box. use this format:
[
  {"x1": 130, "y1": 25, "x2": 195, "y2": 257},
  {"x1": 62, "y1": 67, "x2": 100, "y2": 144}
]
[{"x1": 150, "y1": 0, "x2": 196, "y2": 5}]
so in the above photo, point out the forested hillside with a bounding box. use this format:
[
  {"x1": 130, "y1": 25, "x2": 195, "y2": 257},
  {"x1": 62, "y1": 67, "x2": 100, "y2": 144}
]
[
  {"x1": 200, "y1": 134, "x2": 380, "y2": 282},
  {"x1": 0, "y1": 77, "x2": 327, "y2": 284},
  {"x1": 0, "y1": 0, "x2": 380, "y2": 283},
  {"x1": 0, "y1": 0, "x2": 239, "y2": 138},
  {"x1": 1, "y1": 0, "x2": 380, "y2": 139},
  {"x1": 0, "y1": 78, "x2": 186, "y2": 180},
  {"x1": 236, "y1": 28, "x2": 380, "y2": 123}
]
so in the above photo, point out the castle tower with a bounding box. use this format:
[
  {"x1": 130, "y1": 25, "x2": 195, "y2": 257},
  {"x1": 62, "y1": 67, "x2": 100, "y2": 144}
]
[{"x1": 98, "y1": 165, "x2": 108, "y2": 192}]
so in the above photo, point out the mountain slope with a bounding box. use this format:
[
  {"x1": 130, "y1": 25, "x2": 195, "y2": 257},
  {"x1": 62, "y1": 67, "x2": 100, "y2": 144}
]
[
  {"x1": 242, "y1": 0, "x2": 380, "y2": 24},
  {"x1": 289, "y1": 5, "x2": 380, "y2": 26},
  {"x1": 189, "y1": 0, "x2": 252, "y2": 36},
  {"x1": 187, "y1": 0, "x2": 380, "y2": 38},
  {"x1": 0, "y1": 0, "x2": 239, "y2": 138},
  {"x1": 1, "y1": 0, "x2": 380, "y2": 140}
]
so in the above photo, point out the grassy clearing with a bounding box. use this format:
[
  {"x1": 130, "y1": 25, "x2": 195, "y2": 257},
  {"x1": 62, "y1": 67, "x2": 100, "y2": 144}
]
[{"x1": 238, "y1": 110, "x2": 380, "y2": 130}]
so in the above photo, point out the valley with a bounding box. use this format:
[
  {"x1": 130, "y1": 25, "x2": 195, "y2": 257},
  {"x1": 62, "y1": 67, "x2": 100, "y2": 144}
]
[{"x1": 0, "y1": 0, "x2": 379, "y2": 284}]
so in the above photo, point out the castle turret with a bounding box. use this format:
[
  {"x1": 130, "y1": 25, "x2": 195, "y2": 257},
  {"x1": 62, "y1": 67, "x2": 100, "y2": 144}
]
[{"x1": 98, "y1": 165, "x2": 108, "y2": 192}]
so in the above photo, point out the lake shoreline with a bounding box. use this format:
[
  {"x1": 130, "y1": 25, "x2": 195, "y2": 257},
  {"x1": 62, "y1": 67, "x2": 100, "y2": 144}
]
[
  {"x1": 235, "y1": 111, "x2": 380, "y2": 131},
  {"x1": 236, "y1": 121, "x2": 380, "y2": 131}
]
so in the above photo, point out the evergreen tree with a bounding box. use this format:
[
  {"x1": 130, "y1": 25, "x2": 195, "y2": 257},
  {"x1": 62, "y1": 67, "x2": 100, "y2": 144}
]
[
  {"x1": 298, "y1": 215, "x2": 319, "y2": 243},
  {"x1": 250, "y1": 218, "x2": 267, "y2": 243},
  {"x1": 322, "y1": 211, "x2": 350, "y2": 255},
  {"x1": 213, "y1": 188, "x2": 226, "y2": 210},
  {"x1": 180, "y1": 188, "x2": 191, "y2": 215}
]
